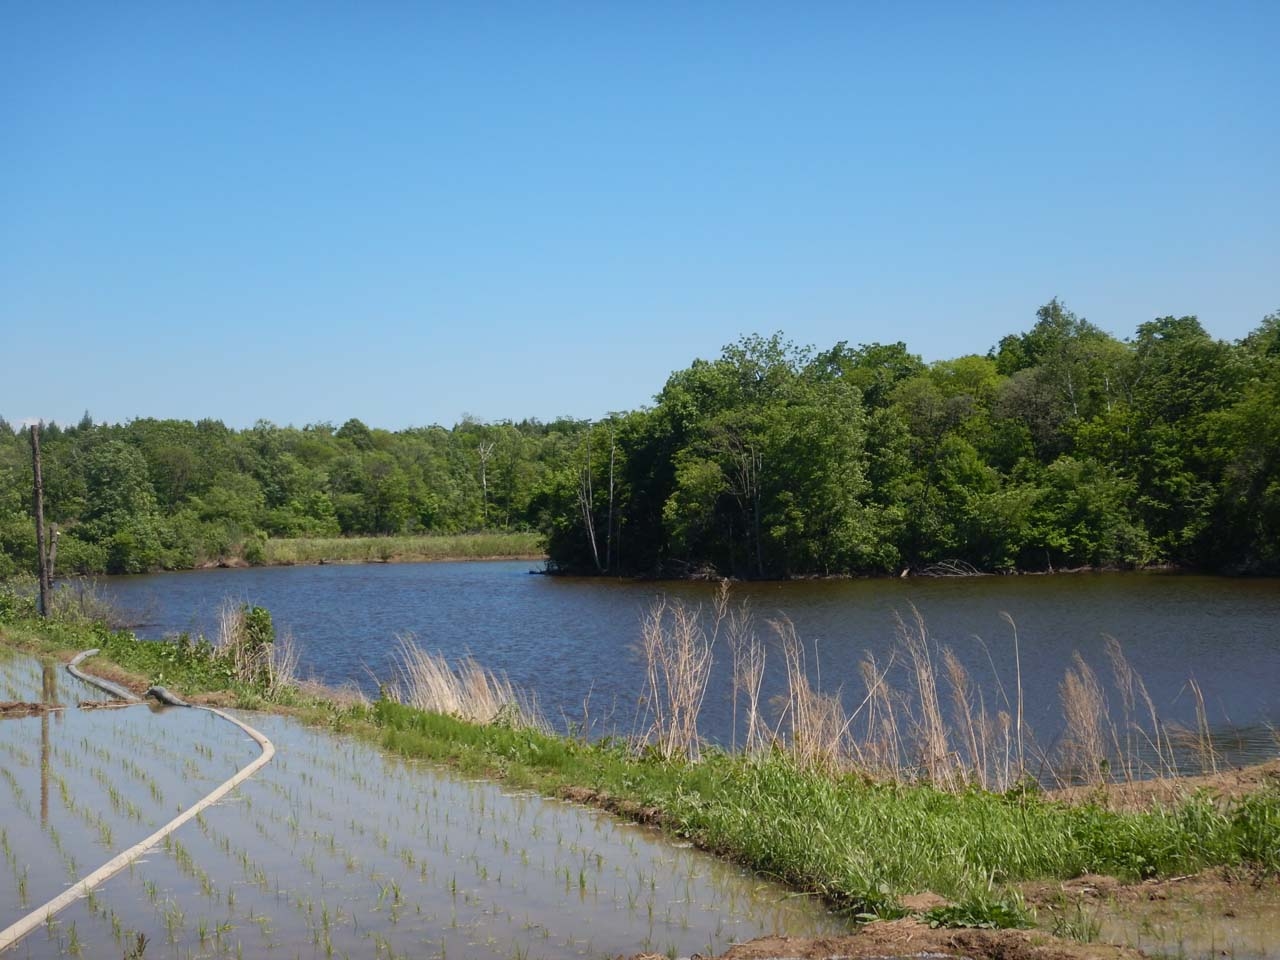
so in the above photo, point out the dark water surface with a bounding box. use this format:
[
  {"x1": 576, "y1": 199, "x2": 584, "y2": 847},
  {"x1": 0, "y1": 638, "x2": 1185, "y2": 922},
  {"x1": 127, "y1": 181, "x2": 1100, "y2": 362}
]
[{"x1": 98, "y1": 562, "x2": 1280, "y2": 763}]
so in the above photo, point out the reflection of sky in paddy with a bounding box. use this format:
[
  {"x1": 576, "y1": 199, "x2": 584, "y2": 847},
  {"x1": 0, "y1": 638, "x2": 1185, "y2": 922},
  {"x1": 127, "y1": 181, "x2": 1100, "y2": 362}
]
[{"x1": 0, "y1": 652, "x2": 850, "y2": 959}]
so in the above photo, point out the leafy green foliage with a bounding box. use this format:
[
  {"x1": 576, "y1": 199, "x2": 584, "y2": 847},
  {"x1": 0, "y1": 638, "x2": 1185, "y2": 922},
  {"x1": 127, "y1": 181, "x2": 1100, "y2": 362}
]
[
  {"x1": 538, "y1": 305, "x2": 1280, "y2": 575},
  {"x1": 0, "y1": 414, "x2": 584, "y2": 574},
  {"x1": 923, "y1": 891, "x2": 1033, "y2": 929},
  {"x1": 2, "y1": 301, "x2": 1277, "y2": 575}
]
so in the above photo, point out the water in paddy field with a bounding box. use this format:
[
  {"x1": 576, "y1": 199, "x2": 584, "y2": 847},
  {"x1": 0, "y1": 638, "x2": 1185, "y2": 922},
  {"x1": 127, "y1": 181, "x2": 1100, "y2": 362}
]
[
  {"x1": 0, "y1": 653, "x2": 850, "y2": 959},
  {"x1": 97, "y1": 562, "x2": 1280, "y2": 766}
]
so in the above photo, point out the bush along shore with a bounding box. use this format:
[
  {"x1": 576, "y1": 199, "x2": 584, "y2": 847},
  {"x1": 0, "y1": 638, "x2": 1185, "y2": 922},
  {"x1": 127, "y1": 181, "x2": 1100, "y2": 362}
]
[{"x1": 2, "y1": 583, "x2": 1277, "y2": 944}]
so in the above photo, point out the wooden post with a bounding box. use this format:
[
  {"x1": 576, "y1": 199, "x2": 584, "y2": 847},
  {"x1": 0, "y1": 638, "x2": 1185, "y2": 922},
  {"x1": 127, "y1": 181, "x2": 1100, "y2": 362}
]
[{"x1": 30, "y1": 423, "x2": 51, "y2": 617}]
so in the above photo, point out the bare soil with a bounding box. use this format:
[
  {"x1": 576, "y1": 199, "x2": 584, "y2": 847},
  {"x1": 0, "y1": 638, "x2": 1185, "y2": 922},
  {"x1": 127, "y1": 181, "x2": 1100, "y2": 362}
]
[
  {"x1": 1025, "y1": 867, "x2": 1280, "y2": 958},
  {"x1": 1021, "y1": 867, "x2": 1280, "y2": 910},
  {"x1": 1048, "y1": 759, "x2": 1280, "y2": 811},
  {"x1": 0, "y1": 700, "x2": 63, "y2": 717},
  {"x1": 648, "y1": 869, "x2": 1280, "y2": 960},
  {"x1": 623, "y1": 919, "x2": 1144, "y2": 959}
]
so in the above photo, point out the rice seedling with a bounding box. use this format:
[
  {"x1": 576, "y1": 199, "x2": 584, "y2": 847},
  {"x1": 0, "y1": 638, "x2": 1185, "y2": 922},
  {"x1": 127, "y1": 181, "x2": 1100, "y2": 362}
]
[{"x1": 1051, "y1": 900, "x2": 1102, "y2": 942}]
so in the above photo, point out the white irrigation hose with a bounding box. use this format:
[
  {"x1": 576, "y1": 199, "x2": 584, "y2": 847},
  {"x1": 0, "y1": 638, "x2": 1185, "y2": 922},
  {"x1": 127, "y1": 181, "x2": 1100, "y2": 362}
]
[
  {"x1": 0, "y1": 658, "x2": 275, "y2": 952},
  {"x1": 65, "y1": 649, "x2": 140, "y2": 702}
]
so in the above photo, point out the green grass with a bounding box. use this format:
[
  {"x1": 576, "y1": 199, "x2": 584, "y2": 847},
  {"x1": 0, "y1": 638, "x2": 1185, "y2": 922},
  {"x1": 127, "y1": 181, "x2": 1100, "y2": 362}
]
[
  {"x1": 4, "y1": 596, "x2": 1278, "y2": 928},
  {"x1": 258, "y1": 532, "x2": 544, "y2": 565},
  {"x1": 367, "y1": 699, "x2": 1280, "y2": 916},
  {"x1": 2, "y1": 616, "x2": 259, "y2": 702}
]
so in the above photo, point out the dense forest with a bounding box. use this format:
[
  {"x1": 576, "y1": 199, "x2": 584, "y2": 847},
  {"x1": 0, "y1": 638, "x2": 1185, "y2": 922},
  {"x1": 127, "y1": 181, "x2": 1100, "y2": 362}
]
[
  {"x1": 3, "y1": 301, "x2": 1278, "y2": 578},
  {"x1": 0, "y1": 414, "x2": 586, "y2": 576}
]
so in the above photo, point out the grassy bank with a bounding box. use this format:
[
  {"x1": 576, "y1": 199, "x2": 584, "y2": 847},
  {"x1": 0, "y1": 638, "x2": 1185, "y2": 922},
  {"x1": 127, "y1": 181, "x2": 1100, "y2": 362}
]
[
  {"x1": 2, "y1": 596, "x2": 1277, "y2": 930},
  {"x1": 255, "y1": 531, "x2": 544, "y2": 566}
]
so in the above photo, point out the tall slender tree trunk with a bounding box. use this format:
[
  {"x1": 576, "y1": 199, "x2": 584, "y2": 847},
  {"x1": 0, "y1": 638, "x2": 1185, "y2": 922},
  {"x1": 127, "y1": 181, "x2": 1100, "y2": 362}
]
[
  {"x1": 753, "y1": 476, "x2": 763, "y2": 578},
  {"x1": 30, "y1": 423, "x2": 51, "y2": 617},
  {"x1": 578, "y1": 434, "x2": 602, "y2": 572},
  {"x1": 477, "y1": 441, "x2": 495, "y2": 527},
  {"x1": 605, "y1": 424, "x2": 615, "y2": 573}
]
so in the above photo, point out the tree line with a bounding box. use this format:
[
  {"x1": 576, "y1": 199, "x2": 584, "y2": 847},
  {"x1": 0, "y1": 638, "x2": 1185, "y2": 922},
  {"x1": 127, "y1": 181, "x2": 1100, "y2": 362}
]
[
  {"x1": 0, "y1": 414, "x2": 588, "y2": 575},
  {"x1": 546, "y1": 301, "x2": 1280, "y2": 577},
  {"x1": 2, "y1": 300, "x2": 1277, "y2": 577}
]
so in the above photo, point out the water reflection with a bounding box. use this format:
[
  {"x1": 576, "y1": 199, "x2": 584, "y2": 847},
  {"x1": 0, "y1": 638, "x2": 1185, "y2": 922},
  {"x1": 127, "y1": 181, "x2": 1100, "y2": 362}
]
[
  {"x1": 0, "y1": 649, "x2": 851, "y2": 958},
  {"x1": 96, "y1": 564, "x2": 1280, "y2": 767}
]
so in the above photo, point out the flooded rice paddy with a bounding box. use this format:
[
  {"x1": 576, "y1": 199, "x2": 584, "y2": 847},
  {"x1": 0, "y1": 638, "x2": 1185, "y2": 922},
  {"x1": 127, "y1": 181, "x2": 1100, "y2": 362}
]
[{"x1": 0, "y1": 652, "x2": 849, "y2": 958}]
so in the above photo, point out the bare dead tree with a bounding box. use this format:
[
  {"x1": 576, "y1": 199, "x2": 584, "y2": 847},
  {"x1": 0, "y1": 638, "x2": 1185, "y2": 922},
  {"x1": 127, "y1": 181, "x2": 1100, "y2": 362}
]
[
  {"x1": 47, "y1": 526, "x2": 59, "y2": 580},
  {"x1": 723, "y1": 431, "x2": 764, "y2": 577},
  {"x1": 577, "y1": 434, "x2": 602, "y2": 572},
  {"x1": 30, "y1": 423, "x2": 51, "y2": 617},
  {"x1": 476, "y1": 440, "x2": 495, "y2": 527},
  {"x1": 605, "y1": 421, "x2": 616, "y2": 573}
]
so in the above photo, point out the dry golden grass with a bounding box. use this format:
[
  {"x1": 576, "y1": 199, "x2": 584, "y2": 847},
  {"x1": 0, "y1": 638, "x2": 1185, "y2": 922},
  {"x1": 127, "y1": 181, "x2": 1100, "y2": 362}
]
[
  {"x1": 260, "y1": 532, "x2": 543, "y2": 565},
  {"x1": 636, "y1": 594, "x2": 717, "y2": 760},
  {"x1": 727, "y1": 588, "x2": 766, "y2": 755},
  {"x1": 632, "y1": 589, "x2": 1224, "y2": 793},
  {"x1": 771, "y1": 616, "x2": 853, "y2": 774},
  {"x1": 388, "y1": 636, "x2": 545, "y2": 731},
  {"x1": 212, "y1": 600, "x2": 299, "y2": 696}
]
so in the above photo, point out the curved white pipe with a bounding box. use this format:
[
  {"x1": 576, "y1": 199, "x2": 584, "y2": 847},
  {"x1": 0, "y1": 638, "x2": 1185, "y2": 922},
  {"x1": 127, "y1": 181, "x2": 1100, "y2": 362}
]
[{"x1": 0, "y1": 658, "x2": 275, "y2": 952}]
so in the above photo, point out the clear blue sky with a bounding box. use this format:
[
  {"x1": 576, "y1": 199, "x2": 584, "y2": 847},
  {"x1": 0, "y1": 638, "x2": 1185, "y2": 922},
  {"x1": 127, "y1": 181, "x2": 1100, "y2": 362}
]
[{"x1": 3, "y1": 1, "x2": 1277, "y2": 430}]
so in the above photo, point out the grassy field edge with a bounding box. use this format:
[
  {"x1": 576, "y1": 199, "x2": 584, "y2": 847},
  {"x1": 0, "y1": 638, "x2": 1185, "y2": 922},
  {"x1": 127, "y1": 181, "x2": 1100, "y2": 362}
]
[
  {"x1": 2, "y1": 608, "x2": 1277, "y2": 933},
  {"x1": 253, "y1": 531, "x2": 545, "y2": 566}
]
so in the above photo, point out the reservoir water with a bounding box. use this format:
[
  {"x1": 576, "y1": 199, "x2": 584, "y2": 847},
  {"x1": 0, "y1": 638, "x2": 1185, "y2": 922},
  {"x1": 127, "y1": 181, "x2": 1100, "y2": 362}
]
[{"x1": 96, "y1": 562, "x2": 1280, "y2": 767}]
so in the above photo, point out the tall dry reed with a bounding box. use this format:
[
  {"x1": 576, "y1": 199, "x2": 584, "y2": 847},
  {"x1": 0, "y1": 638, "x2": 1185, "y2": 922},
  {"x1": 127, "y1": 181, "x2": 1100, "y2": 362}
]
[
  {"x1": 726, "y1": 588, "x2": 767, "y2": 755},
  {"x1": 895, "y1": 607, "x2": 960, "y2": 788},
  {"x1": 1058, "y1": 653, "x2": 1110, "y2": 785},
  {"x1": 1055, "y1": 636, "x2": 1188, "y2": 786},
  {"x1": 770, "y1": 617, "x2": 853, "y2": 773},
  {"x1": 389, "y1": 636, "x2": 545, "y2": 730},
  {"x1": 212, "y1": 600, "x2": 298, "y2": 696},
  {"x1": 625, "y1": 591, "x2": 1226, "y2": 792},
  {"x1": 636, "y1": 593, "x2": 718, "y2": 760},
  {"x1": 854, "y1": 651, "x2": 903, "y2": 779}
]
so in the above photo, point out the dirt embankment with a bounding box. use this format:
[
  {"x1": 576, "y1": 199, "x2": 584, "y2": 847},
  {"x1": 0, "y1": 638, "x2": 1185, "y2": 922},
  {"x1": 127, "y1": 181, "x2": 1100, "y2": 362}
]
[
  {"x1": 0, "y1": 700, "x2": 63, "y2": 717},
  {"x1": 1048, "y1": 758, "x2": 1280, "y2": 811},
  {"x1": 625, "y1": 919, "x2": 1146, "y2": 959}
]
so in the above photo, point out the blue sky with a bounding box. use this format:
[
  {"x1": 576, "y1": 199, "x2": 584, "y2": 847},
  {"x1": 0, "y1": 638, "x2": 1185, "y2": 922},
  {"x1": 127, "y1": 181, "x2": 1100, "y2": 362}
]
[{"x1": 3, "y1": 1, "x2": 1277, "y2": 430}]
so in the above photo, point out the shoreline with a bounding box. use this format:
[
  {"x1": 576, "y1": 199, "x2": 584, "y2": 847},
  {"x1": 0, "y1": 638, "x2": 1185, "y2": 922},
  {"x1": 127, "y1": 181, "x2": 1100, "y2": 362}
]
[
  {"x1": 195, "y1": 551, "x2": 547, "y2": 570},
  {"x1": 537, "y1": 560, "x2": 1217, "y2": 582},
  {"x1": 2, "y1": 614, "x2": 1278, "y2": 960}
]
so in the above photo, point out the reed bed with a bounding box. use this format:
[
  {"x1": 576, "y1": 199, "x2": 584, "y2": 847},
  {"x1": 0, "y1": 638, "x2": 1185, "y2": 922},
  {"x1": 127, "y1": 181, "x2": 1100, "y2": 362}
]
[
  {"x1": 635, "y1": 590, "x2": 1246, "y2": 792},
  {"x1": 635, "y1": 592, "x2": 719, "y2": 761},
  {"x1": 259, "y1": 532, "x2": 543, "y2": 565},
  {"x1": 212, "y1": 599, "x2": 300, "y2": 697},
  {"x1": 388, "y1": 636, "x2": 547, "y2": 731}
]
